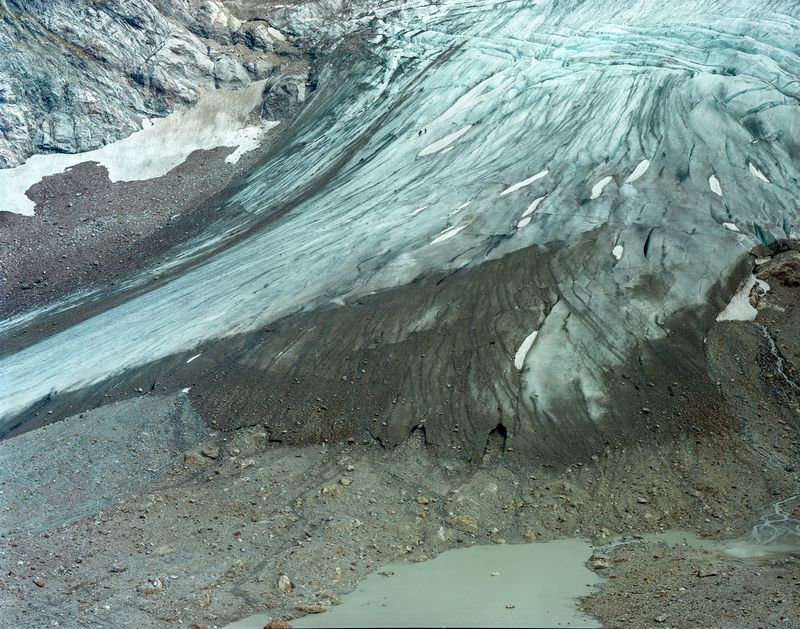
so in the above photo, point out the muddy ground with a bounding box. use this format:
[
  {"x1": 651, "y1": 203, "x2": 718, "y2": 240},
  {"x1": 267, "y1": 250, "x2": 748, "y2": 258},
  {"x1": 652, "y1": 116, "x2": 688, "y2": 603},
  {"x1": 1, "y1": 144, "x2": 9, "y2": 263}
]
[{"x1": 0, "y1": 253, "x2": 798, "y2": 628}]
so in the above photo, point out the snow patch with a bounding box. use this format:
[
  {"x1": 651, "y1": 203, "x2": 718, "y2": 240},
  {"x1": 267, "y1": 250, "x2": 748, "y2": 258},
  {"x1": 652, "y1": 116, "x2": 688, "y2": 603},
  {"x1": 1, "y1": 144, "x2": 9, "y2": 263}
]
[
  {"x1": 499, "y1": 170, "x2": 549, "y2": 196},
  {"x1": 418, "y1": 125, "x2": 472, "y2": 157},
  {"x1": 450, "y1": 201, "x2": 471, "y2": 215},
  {"x1": 625, "y1": 159, "x2": 650, "y2": 184},
  {"x1": 716, "y1": 275, "x2": 770, "y2": 322},
  {"x1": 612, "y1": 245, "x2": 624, "y2": 260},
  {"x1": 430, "y1": 225, "x2": 466, "y2": 244},
  {"x1": 722, "y1": 222, "x2": 740, "y2": 232},
  {"x1": 186, "y1": 353, "x2": 202, "y2": 364},
  {"x1": 514, "y1": 331, "x2": 538, "y2": 370},
  {"x1": 267, "y1": 26, "x2": 286, "y2": 41},
  {"x1": 517, "y1": 217, "x2": 532, "y2": 229},
  {"x1": 590, "y1": 176, "x2": 613, "y2": 199},
  {"x1": 709, "y1": 175, "x2": 723, "y2": 197},
  {"x1": 0, "y1": 81, "x2": 277, "y2": 216},
  {"x1": 411, "y1": 205, "x2": 429, "y2": 216},
  {"x1": 748, "y1": 162, "x2": 770, "y2": 183},
  {"x1": 522, "y1": 196, "x2": 546, "y2": 217}
]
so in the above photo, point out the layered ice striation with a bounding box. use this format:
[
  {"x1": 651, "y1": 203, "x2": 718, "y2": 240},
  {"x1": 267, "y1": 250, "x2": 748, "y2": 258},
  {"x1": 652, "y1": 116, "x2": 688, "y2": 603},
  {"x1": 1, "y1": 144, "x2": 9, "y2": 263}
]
[{"x1": 1, "y1": 0, "x2": 799, "y2": 448}]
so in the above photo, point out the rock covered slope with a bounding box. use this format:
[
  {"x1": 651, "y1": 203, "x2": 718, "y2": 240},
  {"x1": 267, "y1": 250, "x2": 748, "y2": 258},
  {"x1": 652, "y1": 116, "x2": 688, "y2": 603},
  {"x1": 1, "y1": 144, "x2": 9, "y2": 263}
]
[
  {"x1": 0, "y1": 0, "x2": 302, "y2": 167},
  {"x1": 1, "y1": 0, "x2": 799, "y2": 462}
]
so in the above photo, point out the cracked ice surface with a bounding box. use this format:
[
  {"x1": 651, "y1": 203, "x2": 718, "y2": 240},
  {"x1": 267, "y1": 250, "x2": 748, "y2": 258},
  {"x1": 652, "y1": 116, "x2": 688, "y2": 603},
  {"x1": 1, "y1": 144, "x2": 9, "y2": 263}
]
[{"x1": 2, "y1": 0, "x2": 800, "y2": 431}]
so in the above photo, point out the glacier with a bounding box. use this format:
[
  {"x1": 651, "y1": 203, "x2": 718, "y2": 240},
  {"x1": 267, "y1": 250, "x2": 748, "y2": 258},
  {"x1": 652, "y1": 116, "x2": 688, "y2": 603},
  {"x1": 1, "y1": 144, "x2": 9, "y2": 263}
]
[{"x1": 0, "y1": 0, "x2": 798, "y2": 458}]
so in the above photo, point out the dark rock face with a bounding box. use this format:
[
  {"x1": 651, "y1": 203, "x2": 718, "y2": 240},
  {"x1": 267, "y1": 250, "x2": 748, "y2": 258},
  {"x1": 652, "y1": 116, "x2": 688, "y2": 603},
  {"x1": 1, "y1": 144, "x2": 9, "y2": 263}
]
[{"x1": 0, "y1": 0, "x2": 303, "y2": 167}]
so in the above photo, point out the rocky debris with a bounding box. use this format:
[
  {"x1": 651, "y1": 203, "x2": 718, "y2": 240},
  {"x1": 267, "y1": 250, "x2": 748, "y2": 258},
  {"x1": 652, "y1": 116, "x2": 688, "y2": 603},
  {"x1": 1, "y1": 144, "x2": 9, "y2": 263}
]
[
  {"x1": 264, "y1": 621, "x2": 291, "y2": 629},
  {"x1": 295, "y1": 604, "x2": 326, "y2": 614},
  {"x1": 758, "y1": 250, "x2": 800, "y2": 288}
]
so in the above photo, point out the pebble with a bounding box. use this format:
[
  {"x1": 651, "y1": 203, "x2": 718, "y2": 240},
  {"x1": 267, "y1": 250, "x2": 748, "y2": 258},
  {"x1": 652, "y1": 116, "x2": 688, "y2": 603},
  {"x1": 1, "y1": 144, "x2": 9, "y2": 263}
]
[
  {"x1": 447, "y1": 514, "x2": 478, "y2": 530},
  {"x1": 183, "y1": 452, "x2": 205, "y2": 466},
  {"x1": 264, "y1": 621, "x2": 292, "y2": 629},
  {"x1": 201, "y1": 446, "x2": 219, "y2": 460},
  {"x1": 33, "y1": 577, "x2": 45, "y2": 588},
  {"x1": 339, "y1": 478, "x2": 352, "y2": 486},
  {"x1": 295, "y1": 604, "x2": 326, "y2": 614},
  {"x1": 277, "y1": 574, "x2": 292, "y2": 594},
  {"x1": 415, "y1": 496, "x2": 430, "y2": 505},
  {"x1": 321, "y1": 484, "x2": 339, "y2": 497}
]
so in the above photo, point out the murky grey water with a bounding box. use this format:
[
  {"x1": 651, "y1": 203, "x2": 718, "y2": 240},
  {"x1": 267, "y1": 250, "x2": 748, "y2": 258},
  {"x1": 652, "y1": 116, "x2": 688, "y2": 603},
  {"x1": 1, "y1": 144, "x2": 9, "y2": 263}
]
[
  {"x1": 227, "y1": 497, "x2": 800, "y2": 629},
  {"x1": 225, "y1": 539, "x2": 602, "y2": 628}
]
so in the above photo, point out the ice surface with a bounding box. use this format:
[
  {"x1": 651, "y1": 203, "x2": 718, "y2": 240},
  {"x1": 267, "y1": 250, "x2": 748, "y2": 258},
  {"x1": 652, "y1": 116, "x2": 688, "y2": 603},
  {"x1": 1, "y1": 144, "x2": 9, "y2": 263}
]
[{"x1": 418, "y1": 125, "x2": 472, "y2": 157}]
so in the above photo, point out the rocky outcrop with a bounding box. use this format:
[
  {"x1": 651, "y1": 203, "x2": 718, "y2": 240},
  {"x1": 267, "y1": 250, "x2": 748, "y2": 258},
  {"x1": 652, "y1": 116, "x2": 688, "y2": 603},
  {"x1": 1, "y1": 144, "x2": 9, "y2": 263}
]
[{"x1": 0, "y1": 0, "x2": 306, "y2": 168}]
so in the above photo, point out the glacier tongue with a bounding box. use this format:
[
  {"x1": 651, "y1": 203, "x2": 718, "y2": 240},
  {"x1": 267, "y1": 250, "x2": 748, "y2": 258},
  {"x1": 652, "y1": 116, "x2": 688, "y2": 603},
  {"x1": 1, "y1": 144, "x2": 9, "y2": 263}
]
[{"x1": 1, "y1": 0, "x2": 799, "y2": 454}]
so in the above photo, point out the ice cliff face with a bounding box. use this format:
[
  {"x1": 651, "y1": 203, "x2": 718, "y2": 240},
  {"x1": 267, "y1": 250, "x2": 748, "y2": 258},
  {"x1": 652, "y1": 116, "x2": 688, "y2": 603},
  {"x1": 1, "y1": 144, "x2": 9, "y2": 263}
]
[
  {"x1": 0, "y1": 0, "x2": 304, "y2": 167},
  {"x1": 1, "y1": 0, "x2": 799, "y2": 458}
]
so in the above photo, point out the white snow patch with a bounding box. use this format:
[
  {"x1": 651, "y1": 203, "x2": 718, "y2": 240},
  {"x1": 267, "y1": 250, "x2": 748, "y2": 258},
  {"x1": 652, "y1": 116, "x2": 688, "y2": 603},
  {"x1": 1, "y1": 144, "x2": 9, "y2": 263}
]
[
  {"x1": 514, "y1": 331, "x2": 538, "y2": 370},
  {"x1": 430, "y1": 225, "x2": 466, "y2": 244},
  {"x1": 181, "y1": 387, "x2": 192, "y2": 394},
  {"x1": 418, "y1": 125, "x2": 472, "y2": 157},
  {"x1": 186, "y1": 353, "x2": 202, "y2": 364},
  {"x1": 722, "y1": 222, "x2": 740, "y2": 232},
  {"x1": 267, "y1": 26, "x2": 286, "y2": 41},
  {"x1": 517, "y1": 217, "x2": 532, "y2": 229},
  {"x1": 499, "y1": 170, "x2": 548, "y2": 196},
  {"x1": 625, "y1": 159, "x2": 650, "y2": 184},
  {"x1": 748, "y1": 162, "x2": 770, "y2": 183},
  {"x1": 716, "y1": 275, "x2": 770, "y2": 322},
  {"x1": 0, "y1": 81, "x2": 278, "y2": 216},
  {"x1": 612, "y1": 245, "x2": 624, "y2": 260},
  {"x1": 449, "y1": 201, "x2": 471, "y2": 215},
  {"x1": 411, "y1": 205, "x2": 429, "y2": 216},
  {"x1": 590, "y1": 176, "x2": 613, "y2": 199},
  {"x1": 522, "y1": 196, "x2": 546, "y2": 217},
  {"x1": 709, "y1": 175, "x2": 723, "y2": 197}
]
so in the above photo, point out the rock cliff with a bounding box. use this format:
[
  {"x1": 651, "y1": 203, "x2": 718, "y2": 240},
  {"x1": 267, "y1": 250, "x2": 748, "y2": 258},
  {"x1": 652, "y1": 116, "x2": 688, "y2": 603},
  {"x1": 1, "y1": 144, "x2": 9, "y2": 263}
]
[{"x1": 0, "y1": 0, "x2": 307, "y2": 167}]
